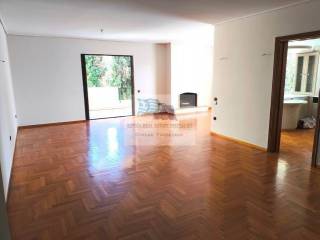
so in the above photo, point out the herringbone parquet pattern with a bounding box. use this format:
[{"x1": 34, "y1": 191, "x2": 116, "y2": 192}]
[{"x1": 7, "y1": 113, "x2": 320, "y2": 239}]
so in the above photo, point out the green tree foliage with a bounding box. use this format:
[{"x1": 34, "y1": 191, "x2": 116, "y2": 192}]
[
  {"x1": 108, "y1": 56, "x2": 132, "y2": 100},
  {"x1": 85, "y1": 55, "x2": 107, "y2": 87},
  {"x1": 85, "y1": 55, "x2": 132, "y2": 101}
]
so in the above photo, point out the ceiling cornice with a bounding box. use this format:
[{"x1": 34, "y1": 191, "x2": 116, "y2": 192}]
[{"x1": 216, "y1": 0, "x2": 312, "y2": 25}]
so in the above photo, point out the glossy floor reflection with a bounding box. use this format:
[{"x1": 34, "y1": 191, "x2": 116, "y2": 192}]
[
  {"x1": 7, "y1": 113, "x2": 320, "y2": 239},
  {"x1": 280, "y1": 129, "x2": 315, "y2": 167}
]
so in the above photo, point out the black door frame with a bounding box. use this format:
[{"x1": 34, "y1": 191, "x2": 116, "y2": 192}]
[
  {"x1": 268, "y1": 30, "x2": 320, "y2": 167},
  {"x1": 81, "y1": 54, "x2": 135, "y2": 120}
]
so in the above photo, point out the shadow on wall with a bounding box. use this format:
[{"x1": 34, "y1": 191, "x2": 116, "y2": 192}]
[
  {"x1": 0, "y1": 165, "x2": 11, "y2": 240},
  {"x1": 155, "y1": 43, "x2": 171, "y2": 104}
]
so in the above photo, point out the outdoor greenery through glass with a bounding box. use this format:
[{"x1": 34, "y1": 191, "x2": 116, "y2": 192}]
[{"x1": 85, "y1": 55, "x2": 132, "y2": 100}]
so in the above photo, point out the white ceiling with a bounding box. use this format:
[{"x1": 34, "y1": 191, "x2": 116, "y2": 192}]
[{"x1": 0, "y1": 0, "x2": 310, "y2": 42}]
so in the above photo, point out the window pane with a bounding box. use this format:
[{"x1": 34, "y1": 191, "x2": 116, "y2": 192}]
[
  {"x1": 84, "y1": 55, "x2": 133, "y2": 119},
  {"x1": 306, "y1": 55, "x2": 315, "y2": 92},
  {"x1": 295, "y1": 56, "x2": 304, "y2": 92}
]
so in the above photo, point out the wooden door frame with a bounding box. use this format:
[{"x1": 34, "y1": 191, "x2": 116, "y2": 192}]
[
  {"x1": 81, "y1": 54, "x2": 135, "y2": 120},
  {"x1": 312, "y1": 92, "x2": 320, "y2": 167},
  {"x1": 268, "y1": 30, "x2": 320, "y2": 167}
]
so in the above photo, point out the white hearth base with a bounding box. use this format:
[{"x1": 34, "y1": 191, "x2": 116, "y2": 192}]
[{"x1": 174, "y1": 106, "x2": 210, "y2": 115}]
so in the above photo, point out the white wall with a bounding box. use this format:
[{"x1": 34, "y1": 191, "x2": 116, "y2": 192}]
[
  {"x1": 8, "y1": 36, "x2": 170, "y2": 126},
  {"x1": 213, "y1": 1, "x2": 320, "y2": 148},
  {"x1": 170, "y1": 42, "x2": 214, "y2": 109},
  {"x1": 0, "y1": 23, "x2": 17, "y2": 199}
]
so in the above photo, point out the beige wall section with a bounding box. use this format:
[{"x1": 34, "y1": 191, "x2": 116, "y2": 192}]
[
  {"x1": 8, "y1": 35, "x2": 170, "y2": 126},
  {"x1": 213, "y1": 1, "x2": 320, "y2": 148}
]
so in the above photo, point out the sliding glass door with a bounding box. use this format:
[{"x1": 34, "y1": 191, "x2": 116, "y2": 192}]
[{"x1": 81, "y1": 54, "x2": 134, "y2": 119}]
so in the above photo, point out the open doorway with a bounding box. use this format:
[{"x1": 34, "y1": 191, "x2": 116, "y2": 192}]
[
  {"x1": 268, "y1": 31, "x2": 320, "y2": 168},
  {"x1": 81, "y1": 54, "x2": 135, "y2": 120},
  {"x1": 281, "y1": 39, "x2": 320, "y2": 163}
]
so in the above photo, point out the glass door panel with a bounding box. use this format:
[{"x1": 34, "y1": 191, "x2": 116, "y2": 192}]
[
  {"x1": 295, "y1": 56, "x2": 304, "y2": 92},
  {"x1": 82, "y1": 55, "x2": 134, "y2": 119},
  {"x1": 306, "y1": 55, "x2": 315, "y2": 93}
]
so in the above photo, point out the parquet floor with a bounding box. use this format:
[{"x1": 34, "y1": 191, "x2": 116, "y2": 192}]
[
  {"x1": 281, "y1": 129, "x2": 315, "y2": 159},
  {"x1": 7, "y1": 113, "x2": 320, "y2": 240}
]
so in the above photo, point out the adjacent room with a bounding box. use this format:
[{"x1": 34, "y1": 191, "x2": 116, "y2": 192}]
[
  {"x1": 1, "y1": 0, "x2": 320, "y2": 239},
  {"x1": 281, "y1": 39, "x2": 320, "y2": 162}
]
